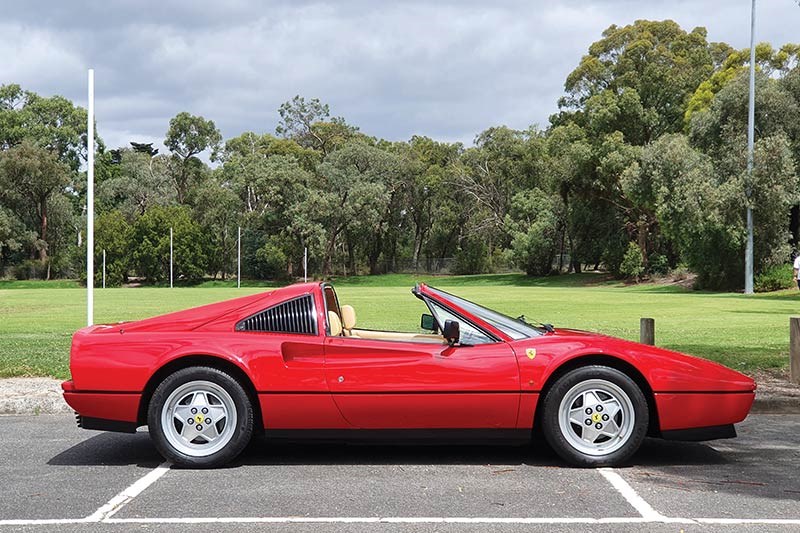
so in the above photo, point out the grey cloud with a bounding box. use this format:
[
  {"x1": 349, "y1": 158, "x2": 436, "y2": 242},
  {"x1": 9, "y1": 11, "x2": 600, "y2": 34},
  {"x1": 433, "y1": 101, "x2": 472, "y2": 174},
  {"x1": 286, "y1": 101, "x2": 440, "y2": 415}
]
[{"x1": 2, "y1": 1, "x2": 799, "y2": 153}]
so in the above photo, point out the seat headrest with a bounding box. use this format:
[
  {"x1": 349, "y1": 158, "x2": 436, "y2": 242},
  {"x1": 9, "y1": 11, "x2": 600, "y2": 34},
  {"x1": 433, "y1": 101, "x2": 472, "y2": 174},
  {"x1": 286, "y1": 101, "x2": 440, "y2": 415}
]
[
  {"x1": 341, "y1": 305, "x2": 356, "y2": 330},
  {"x1": 328, "y1": 311, "x2": 343, "y2": 336}
]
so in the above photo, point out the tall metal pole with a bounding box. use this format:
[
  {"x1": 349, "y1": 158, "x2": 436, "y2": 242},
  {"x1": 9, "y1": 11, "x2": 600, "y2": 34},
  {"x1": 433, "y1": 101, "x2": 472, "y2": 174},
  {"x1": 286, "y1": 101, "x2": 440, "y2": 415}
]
[
  {"x1": 744, "y1": 0, "x2": 756, "y2": 294},
  {"x1": 237, "y1": 226, "x2": 241, "y2": 289},
  {"x1": 102, "y1": 249, "x2": 106, "y2": 289},
  {"x1": 86, "y1": 69, "x2": 94, "y2": 326},
  {"x1": 169, "y1": 227, "x2": 173, "y2": 289},
  {"x1": 304, "y1": 247, "x2": 308, "y2": 283}
]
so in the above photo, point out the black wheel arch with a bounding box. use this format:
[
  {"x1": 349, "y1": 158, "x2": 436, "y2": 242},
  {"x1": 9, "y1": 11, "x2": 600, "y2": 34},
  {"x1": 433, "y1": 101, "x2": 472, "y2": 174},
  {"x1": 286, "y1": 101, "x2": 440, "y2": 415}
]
[
  {"x1": 137, "y1": 355, "x2": 262, "y2": 433},
  {"x1": 533, "y1": 354, "x2": 660, "y2": 438}
]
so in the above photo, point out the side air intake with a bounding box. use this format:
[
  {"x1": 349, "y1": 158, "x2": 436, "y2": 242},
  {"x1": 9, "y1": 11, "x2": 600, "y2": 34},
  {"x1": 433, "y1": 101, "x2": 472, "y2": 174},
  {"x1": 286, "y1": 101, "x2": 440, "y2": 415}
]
[{"x1": 235, "y1": 295, "x2": 317, "y2": 335}]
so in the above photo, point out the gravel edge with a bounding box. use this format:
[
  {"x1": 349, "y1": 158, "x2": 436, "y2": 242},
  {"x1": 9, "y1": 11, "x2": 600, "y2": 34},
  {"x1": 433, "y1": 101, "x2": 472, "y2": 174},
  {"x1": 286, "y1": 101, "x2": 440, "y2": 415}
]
[{"x1": 0, "y1": 377, "x2": 797, "y2": 416}]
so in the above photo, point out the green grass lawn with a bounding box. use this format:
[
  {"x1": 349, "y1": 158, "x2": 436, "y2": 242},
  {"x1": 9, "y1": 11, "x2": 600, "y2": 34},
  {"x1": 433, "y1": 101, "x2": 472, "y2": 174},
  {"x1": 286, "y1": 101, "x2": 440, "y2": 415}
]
[{"x1": 1, "y1": 273, "x2": 797, "y2": 380}]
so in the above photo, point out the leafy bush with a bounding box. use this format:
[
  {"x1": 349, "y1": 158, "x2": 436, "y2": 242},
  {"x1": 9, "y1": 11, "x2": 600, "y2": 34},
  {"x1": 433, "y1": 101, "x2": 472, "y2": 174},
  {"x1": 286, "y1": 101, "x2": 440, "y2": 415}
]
[
  {"x1": 12, "y1": 259, "x2": 46, "y2": 280},
  {"x1": 252, "y1": 238, "x2": 289, "y2": 280},
  {"x1": 647, "y1": 253, "x2": 669, "y2": 275},
  {"x1": 754, "y1": 263, "x2": 795, "y2": 293},
  {"x1": 506, "y1": 189, "x2": 560, "y2": 276},
  {"x1": 131, "y1": 206, "x2": 208, "y2": 282},
  {"x1": 453, "y1": 236, "x2": 489, "y2": 275},
  {"x1": 619, "y1": 242, "x2": 645, "y2": 280}
]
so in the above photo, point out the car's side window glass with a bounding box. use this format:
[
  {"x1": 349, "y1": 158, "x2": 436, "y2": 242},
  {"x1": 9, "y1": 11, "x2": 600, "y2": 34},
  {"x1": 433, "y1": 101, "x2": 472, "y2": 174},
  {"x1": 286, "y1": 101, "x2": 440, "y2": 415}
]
[{"x1": 428, "y1": 301, "x2": 494, "y2": 345}]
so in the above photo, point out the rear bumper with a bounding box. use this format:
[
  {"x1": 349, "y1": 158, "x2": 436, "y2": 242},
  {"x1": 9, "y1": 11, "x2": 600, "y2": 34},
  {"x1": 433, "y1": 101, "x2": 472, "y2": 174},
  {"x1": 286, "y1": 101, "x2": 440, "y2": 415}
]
[
  {"x1": 654, "y1": 391, "x2": 755, "y2": 432},
  {"x1": 62, "y1": 380, "x2": 141, "y2": 428}
]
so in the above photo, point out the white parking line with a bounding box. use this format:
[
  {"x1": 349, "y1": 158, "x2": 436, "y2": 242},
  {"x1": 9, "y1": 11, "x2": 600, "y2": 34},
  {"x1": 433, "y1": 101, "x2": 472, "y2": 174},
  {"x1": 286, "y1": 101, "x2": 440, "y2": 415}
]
[
  {"x1": 3, "y1": 462, "x2": 800, "y2": 527},
  {"x1": 596, "y1": 467, "x2": 687, "y2": 523},
  {"x1": 85, "y1": 461, "x2": 171, "y2": 522},
  {"x1": 2, "y1": 516, "x2": 800, "y2": 526},
  {"x1": 106, "y1": 517, "x2": 657, "y2": 524}
]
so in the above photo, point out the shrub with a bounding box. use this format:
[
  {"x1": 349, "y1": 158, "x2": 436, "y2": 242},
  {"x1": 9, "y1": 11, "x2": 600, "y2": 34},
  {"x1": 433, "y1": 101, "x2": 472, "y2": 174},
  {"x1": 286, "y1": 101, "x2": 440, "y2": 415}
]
[
  {"x1": 252, "y1": 238, "x2": 289, "y2": 280},
  {"x1": 647, "y1": 253, "x2": 669, "y2": 275},
  {"x1": 754, "y1": 263, "x2": 795, "y2": 293},
  {"x1": 619, "y1": 242, "x2": 645, "y2": 280},
  {"x1": 453, "y1": 236, "x2": 489, "y2": 275},
  {"x1": 506, "y1": 189, "x2": 560, "y2": 276},
  {"x1": 12, "y1": 259, "x2": 46, "y2": 280}
]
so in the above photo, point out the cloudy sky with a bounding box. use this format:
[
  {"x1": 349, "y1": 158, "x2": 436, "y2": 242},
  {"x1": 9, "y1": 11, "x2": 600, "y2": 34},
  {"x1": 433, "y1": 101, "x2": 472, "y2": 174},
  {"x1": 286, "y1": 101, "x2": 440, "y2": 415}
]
[{"x1": 3, "y1": 0, "x2": 799, "y2": 153}]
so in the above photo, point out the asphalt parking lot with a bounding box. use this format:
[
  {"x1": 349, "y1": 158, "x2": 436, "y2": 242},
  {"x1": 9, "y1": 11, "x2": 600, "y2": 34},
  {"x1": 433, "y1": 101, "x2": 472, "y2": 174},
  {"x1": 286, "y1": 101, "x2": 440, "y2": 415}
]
[{"x1": 0, "y1": 414, "x2": 798, "y2": 532}]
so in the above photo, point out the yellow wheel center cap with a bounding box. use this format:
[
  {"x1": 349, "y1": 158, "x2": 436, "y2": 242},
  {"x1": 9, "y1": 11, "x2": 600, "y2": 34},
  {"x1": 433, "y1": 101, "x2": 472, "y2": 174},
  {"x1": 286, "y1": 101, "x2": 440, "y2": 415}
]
[
  {"x1": 592, "y1": 413, "x2": 602, "y2": 423},
  {"x1": 195, "y1": 415, "x2": 204, "y2": 424}
]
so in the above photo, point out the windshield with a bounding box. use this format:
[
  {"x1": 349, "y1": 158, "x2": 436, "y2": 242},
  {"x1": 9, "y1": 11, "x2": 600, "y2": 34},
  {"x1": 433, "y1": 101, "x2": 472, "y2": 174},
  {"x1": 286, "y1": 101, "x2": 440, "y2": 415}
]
[{"x1": 426, "y1": 286, "x2": 543, "y2": 340}]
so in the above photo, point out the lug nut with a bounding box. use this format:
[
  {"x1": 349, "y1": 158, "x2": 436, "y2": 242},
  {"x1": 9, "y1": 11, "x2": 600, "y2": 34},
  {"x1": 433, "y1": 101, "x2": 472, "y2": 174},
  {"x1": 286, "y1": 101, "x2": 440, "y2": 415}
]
[
  {"x1": 191, "y1": 408, "x2": 197, "y2": 414},
  {"x1": 585, "y1": 419, "x2": 592, "y2": 425},
  {"x1": 596, "y1": 405, "x2": 603, "y2": 412},
  {"x1": 196, "y1": 424, "x2": 203, "y2": 431},
  {"x1": 187, "y1": 418, "x2": 194, "y2": 424},
  {"x1": 595, "y1": 423, "x2": 602, "y2": 429},
  {"x1": 602, "y1": 414, "x2": 609, "y2": 421},
  {"x1": 202, "y1": 408, "x2": 208, "y2": 414},
  {"x1": 205, "y1": 418, "x2": 211, "y2": 425},
  {"x1": 585, "y1": 408, "x2": 592, "y2": 415}
]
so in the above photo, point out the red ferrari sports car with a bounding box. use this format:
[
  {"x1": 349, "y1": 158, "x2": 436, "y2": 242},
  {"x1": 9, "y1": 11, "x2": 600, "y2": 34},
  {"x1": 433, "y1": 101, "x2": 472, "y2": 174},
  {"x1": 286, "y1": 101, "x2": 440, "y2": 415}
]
[{"x1": 63, "y1": 282, "x2": 755, "y2": 468}]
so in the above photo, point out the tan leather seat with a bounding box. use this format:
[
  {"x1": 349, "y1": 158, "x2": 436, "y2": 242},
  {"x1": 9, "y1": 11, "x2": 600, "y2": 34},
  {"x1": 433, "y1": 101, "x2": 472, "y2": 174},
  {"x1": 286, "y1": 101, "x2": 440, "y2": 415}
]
[
  {"x1": 341, "y1": 305, "x2": 356, "y2": 336},
  {"x1": 328, "y1": 311, "x2": 343, "y2": 336}
]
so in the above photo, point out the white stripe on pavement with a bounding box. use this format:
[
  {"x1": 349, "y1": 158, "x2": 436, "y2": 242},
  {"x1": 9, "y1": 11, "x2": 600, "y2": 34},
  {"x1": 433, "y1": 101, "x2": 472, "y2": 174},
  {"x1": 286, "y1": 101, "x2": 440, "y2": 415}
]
[
  {"x1": 85, "y1": 461, "x2": 171, "y2": 522},
  {"x1": 596, "y1": 467, "x2": 683, "y2": 522},
  {"x1": 1, "y1": 516, "x2": 799, "y2": 526}
]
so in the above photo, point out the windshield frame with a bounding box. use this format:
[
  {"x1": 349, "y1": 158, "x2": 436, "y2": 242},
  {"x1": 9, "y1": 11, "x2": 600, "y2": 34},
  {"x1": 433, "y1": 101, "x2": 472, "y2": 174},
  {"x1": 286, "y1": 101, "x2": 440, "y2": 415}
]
[{"x1": 422, "y1": 286, "x2": 544, "y2": 340}]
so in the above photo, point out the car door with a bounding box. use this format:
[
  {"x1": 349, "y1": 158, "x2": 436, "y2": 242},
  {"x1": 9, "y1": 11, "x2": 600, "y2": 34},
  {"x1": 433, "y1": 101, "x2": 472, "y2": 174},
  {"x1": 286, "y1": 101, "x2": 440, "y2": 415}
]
[{"x1": 324, "y1": 334, "x2": 521, "y2": 429}]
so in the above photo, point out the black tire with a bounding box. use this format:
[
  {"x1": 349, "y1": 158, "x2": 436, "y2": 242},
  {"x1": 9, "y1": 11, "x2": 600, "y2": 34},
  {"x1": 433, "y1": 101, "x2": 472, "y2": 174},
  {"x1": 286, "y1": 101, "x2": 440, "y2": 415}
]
[
  {"x1": 541, "y1": 365, "x2": 648, "y2": 467},
  {"x1": 147, "y1": 366, "x2": 254, "y2": 468}
]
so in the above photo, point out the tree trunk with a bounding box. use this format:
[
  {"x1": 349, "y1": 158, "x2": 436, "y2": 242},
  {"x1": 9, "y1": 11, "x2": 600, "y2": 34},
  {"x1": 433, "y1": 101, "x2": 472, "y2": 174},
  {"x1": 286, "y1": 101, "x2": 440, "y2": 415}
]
[
  {"x1": 39, "y1": 197, "x2": 48, "y2": 264},
  {"x1": 322, "y1": 229, "x2": 340, "y2": 278}
]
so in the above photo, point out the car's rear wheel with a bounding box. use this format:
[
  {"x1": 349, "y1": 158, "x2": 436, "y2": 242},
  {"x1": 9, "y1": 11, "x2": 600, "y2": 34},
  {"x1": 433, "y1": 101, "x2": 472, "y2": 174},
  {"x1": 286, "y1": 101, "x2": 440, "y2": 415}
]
[
  {"x1": 148, "y1": 366, "x2": 253, "y2": 468},
  {"x1": 541, "y1": 365, "x2": 648, "y2": 467}
]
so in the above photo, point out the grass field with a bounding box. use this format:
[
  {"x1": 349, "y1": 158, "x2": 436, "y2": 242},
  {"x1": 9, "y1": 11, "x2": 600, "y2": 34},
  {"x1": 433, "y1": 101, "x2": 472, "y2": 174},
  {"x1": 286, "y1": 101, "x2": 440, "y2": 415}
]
[{"x1": 1, "y1": 273, "x2": 798, "y2": 380}]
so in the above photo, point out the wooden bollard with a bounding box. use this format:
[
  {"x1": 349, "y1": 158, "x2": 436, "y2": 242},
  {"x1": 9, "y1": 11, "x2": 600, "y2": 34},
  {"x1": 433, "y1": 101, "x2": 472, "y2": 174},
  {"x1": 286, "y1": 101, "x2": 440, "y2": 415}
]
[
  {"x1": 640, "y1": 318, "x2": 655, "y2": 346},
  {"x1": 791, "y1": 317, "x2": 800, "y2": 384}
]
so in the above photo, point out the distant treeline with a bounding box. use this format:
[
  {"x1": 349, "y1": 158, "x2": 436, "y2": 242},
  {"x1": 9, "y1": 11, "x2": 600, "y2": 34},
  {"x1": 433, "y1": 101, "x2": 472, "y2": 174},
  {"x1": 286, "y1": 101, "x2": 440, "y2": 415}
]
[{"x1": 1, "y1": 20, "x2": 799, "y2": 289}]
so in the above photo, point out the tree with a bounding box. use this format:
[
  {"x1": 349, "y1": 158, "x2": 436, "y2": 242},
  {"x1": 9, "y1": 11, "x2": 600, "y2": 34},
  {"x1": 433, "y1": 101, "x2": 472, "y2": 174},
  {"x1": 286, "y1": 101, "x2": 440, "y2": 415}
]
[
  {"x1": 0, "y1": 141, "x2": 70, "y2": 266},
  {"x1": 293, "y1": 141, "x2": 393, "y2": 276},
  {"x1": 95, "y1": 210, "x2": 133, "y2": 285},
  {"x1": 193, "y1": 179, "x2": 241, "y2": 280},
  {"x1": 0, "y1": 84, "x2": 92, "y2": 171},
  {"x1": 276, "y1": 96, "x2": 360, "y2": 155},
  {"x1": 506, "y1": 188, "x2": 561, "y2": 276},
  {"x1": 560, "y1": 20, "x2": 716, "y2": 139},
  {"x1": 164, "y1": 112, "x2": 221, "y2": 203},
  {"x1": 97, "y1": 149, "x2": 174, "y2": 218},
  {"x1": 131, "y1": 206, "x2": 208, "y2": 282}
]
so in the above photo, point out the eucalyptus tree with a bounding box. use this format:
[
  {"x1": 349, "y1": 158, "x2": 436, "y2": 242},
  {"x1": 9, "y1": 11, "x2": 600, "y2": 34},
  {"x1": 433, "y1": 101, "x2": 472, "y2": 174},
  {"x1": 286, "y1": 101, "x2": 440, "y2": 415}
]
[{"x1": 164, "y1": 112, "x2": 221, "y2": 204}]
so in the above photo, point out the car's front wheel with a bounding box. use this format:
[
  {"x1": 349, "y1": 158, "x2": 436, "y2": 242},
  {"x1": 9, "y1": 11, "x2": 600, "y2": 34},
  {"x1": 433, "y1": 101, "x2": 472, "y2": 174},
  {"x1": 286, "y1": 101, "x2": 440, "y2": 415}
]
[
  {"x1": 541, "y1": 365, "x2": 648, "y2": 467},
  {"x1": 148, "y1": 366, "x2": 253, "y2": 468}
]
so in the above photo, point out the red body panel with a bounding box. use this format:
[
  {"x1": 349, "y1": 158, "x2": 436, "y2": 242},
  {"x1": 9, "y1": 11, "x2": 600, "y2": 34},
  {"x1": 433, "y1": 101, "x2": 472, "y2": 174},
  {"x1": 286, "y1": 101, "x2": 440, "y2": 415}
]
[
  {"x1": 63, "y1": 281, "x2": 755, "y2": 438},
  {"x1": 63, "y1": 391, "x2": 140, "y2": 422},
  {"x1": 654, "y1": 392, "x2": 755, "y2": 430},
  {"x1": 324, "y1": 336, "x2": 519, "y2": 428}
]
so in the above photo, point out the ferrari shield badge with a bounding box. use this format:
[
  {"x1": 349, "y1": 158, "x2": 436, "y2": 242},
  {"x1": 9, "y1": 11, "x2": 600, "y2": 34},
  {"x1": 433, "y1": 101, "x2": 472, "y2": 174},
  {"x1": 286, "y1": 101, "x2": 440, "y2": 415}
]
[{"x1": 526, "y1": 348, "x2": 536, "y2": 360}]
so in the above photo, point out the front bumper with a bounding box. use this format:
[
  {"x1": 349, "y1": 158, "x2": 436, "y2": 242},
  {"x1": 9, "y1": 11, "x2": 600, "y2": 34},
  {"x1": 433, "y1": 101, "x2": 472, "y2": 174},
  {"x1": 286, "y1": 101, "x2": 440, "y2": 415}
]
[{"x1": 655, "y1": 391, "x2": 755, "y2": 432}]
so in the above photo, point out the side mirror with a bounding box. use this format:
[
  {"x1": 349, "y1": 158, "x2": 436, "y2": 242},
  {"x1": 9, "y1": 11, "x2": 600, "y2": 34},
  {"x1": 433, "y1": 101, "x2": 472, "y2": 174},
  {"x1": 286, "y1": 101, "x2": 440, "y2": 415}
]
[
  {"x1": 442, "y1": 319, "x2": 460, "y2": 346},
  {"x1": 420, "y1": 313, "x2": 437, "y2": 332}
]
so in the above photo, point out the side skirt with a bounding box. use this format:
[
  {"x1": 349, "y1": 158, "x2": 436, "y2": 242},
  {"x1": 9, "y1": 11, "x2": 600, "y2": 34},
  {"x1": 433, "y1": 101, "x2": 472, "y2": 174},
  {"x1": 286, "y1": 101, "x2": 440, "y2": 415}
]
[
  {"x1": 262, "y1": 428, "x2": 531, "y2": 446},
  {"x1": 660, "y1": 424, "x2": 736, "y2": 442}
]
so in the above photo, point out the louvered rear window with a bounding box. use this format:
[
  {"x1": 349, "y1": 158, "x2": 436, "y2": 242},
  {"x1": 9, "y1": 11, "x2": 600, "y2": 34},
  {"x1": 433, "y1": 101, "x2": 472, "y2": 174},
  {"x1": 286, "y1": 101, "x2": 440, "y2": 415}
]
[{"x1": 235, "y1": 295, "x2": 317, "y2": 335}]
